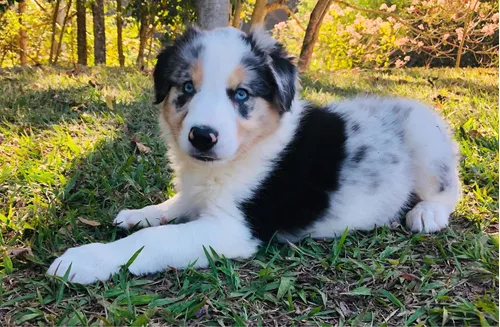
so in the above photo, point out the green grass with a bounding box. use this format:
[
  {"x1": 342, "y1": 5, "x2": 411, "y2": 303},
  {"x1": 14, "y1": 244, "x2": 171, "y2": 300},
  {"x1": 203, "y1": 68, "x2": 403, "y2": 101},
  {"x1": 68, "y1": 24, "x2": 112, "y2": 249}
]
[{"x1": 0, "y1": 66, "x2": 498, "y2": 326}]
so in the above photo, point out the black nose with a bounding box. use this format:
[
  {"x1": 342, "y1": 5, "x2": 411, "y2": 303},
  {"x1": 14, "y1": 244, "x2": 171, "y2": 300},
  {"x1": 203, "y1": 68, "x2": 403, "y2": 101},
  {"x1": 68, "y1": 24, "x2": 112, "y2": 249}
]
[{"x1": 188, "y1": 126, "x2": 218, "y2": 151}]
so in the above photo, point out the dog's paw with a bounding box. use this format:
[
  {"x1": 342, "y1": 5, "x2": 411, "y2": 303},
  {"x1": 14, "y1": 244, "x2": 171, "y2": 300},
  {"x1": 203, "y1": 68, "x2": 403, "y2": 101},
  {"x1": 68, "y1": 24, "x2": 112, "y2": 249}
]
[
  {"x1": 47, "y1": 243, "x2": 121, "y2": 284},
  {"x1": 406, "y1": 201, "x2": 449, "y2": 233},
  {"x1": 113, "y1": 209, "x2": 162, "y2": 229}
]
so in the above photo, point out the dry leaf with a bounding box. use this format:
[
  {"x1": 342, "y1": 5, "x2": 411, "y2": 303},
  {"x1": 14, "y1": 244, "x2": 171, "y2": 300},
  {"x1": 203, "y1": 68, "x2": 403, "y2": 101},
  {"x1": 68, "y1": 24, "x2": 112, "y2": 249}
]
[
  {"x1": 132, "y1": 136, "x2": 151, "y2": 154},
  {"x1": 105, "y1": 94, "x2": 114, "y2": 110},
  {"x1": 7, "y1": 247, "x2": 33, "y2": 258},
  {"x1": 469, "y1": 130, "x2": 483, "y2": 138},
  {"x1": 401, "y1": 273, "x2": 421, "y2": 281},
  {"x1": 59, "y1": 225, "x2": 73, "y2": 236},
  {"x1": 78, "y1": 217, "x2": 101, "y2": 227}
]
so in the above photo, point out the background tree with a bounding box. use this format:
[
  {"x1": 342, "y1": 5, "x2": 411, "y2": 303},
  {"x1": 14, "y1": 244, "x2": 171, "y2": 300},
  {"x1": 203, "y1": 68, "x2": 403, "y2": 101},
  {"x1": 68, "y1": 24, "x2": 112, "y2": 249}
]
[
  {"x1": 92, "y1": 0, "x2": 106, "y2": 64},
  {"x1": 196, "y1": 0, "x2": 229, "y2": 29},
  {"x1": 116, "y1": 0, "x2": 124, "y2": 67},
  {"x1": 232, "y1": 0, "x2": 243, "y2": 28},
  {"x1": 18, "y1": 0, "x2": 26, "y2": 65},
  {"x1": 298, "y1": 0, "x2": 331, "y2": 71},
  {"x1": 76, "y1": 0, "x2": 87, "y2": 66},
  {"x1": 53, "y1": 0, "x2": 72, "y2": 64}
]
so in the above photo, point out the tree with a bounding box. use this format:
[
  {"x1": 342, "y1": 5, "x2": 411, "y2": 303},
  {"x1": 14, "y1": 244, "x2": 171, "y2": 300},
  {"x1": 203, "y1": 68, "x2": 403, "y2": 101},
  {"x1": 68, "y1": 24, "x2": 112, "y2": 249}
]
[
  {"x1": 249, "y1": 0, "x2": 304, "y2": 29},
  {"x1": 196, "y1": 0, "x2": 229, "y2": 29},
  {"x1": 250, "y1": 0, "x2": 267, "y2": 25},
  {"x1": 76, "y1": 0, "x2": 87, "y2": 66},
  {"x1": 18, "y1": 0, "x2": 27, "y2": 65},
  {"x1": 232, "y1": 0, "x2": 243, "y2": 28},
  {"x1": 298, "y1": 0, "x2": 332, "y2": 71},
  {"x1": 92, "y1": 0, "x2": 106, "y2": 65},
  {"x1": 136, "y1": 0, "x2": 151, "y2": 68},
  {"x1": 48, "y1": 0, "x2": 63, "y2": 64},
  {"x1": 116, "y1": 0, "x2": 124, "y2": 67},
  {"x1": 53, "y1": 0, "x2": 73, "y2": 65}
]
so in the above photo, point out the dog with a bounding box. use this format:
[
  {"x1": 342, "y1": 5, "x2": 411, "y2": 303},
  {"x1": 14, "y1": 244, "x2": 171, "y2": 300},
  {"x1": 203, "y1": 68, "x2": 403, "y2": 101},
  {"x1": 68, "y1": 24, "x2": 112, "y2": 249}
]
[{"x1": 48, "y1": 26, "x2": 460, "y2": 284}]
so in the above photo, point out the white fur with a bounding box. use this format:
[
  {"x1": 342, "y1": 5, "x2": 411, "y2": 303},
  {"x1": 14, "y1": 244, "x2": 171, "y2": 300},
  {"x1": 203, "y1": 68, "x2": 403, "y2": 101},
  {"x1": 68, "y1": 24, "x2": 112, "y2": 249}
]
[{"x1": 47, "y1": 28, "x2": 460, "y2": 284}]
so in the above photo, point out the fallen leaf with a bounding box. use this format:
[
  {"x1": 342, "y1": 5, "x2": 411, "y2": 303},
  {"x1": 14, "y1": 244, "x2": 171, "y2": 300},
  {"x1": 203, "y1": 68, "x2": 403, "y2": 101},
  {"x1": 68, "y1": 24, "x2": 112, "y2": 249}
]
[
  {"x1": 195, "y1": 305, "x2": 208, "y2": 318},
  {"x1": 78, "y1": 217, "x2": 101, "y2": 227},
  {"x1": 7, "y1": 247, "x2": 33, "y2": 258},
  {"x1": 105, "y1": 94, "x2": 114, "y2": 110},
  {"x1": 59, "y1": 225, "x2": 73, "y2": 236},
  {"x1": 131, "y1": 136, "x2": 151, "y2": 154},
  {"x1": 468, "y1": 130, "x2": 483, "y2": 138},
  {"x1": 339, "y1": 301, "x2": 352, "y2": 317},
  {"x1": 401, "y1": 273, "x2": 421, "y2": 281}
]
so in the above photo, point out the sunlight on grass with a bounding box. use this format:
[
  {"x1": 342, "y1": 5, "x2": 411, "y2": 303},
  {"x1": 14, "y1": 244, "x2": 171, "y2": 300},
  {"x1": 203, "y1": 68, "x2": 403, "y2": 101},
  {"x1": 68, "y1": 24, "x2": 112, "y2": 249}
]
[{"x1": 0, "y1": 67, "x2": 497, "y2": 325}]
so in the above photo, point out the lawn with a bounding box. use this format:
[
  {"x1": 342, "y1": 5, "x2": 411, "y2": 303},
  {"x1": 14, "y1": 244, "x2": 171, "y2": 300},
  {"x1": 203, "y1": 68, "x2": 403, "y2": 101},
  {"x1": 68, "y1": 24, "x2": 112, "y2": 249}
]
[{"x1": 0, "y1": 66, "x2": 498, "y2": 326}]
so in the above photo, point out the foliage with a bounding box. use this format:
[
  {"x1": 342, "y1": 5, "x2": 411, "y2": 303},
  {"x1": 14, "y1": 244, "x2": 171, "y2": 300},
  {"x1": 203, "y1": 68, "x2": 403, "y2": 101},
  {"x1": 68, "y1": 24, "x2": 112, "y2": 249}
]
[
  {"x1": 275, "y1": 0, "x2": 498, "y2": 69},
  {"x1": 275, "y1": 1, "x2": 404, "y2": 69},
  {"x1": 393, "y1": 0, "x2": 499, "y2": 67},
  {"x1": 0, "y1": 0, "x2": 194, "y2": 68},
  {"x1": 0, "y1": 66, "x2": 498, "y2": 325}
]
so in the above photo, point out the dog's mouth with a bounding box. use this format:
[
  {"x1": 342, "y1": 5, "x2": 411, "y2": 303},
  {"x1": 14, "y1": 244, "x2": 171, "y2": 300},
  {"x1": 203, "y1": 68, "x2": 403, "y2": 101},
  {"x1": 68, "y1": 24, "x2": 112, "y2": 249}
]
[{"x1": 191, "y1": 154, "x2": 219, "y2": 162}]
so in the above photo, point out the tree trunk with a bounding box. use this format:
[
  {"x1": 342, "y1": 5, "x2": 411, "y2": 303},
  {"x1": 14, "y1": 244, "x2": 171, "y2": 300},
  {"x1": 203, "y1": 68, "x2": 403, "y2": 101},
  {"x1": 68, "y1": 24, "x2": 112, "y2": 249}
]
[
  {"x1": 92, "y1": 0, "x2": 106, "y2": 65},
  {"x1": 250, "y1": 0, "x2": 267, "y2": 26},
  {"x1": 76, "y1": 0, "x2": 87, "y2": 66},
  {"x1": 232, "y1": 0, "x2": 242, "y2": 28},
  {"x1": 136, "y1": 1, "x2": 148, "y2": 68},
  {"x1": 116, "y1": 0, "x2": 124, "y2": 67},
  {"x1": 18, "y1": 0, "x2": 27, "y2": 65},
  {"x1": 53, "y1": 0, "x2": 73, "y2": 65},
  {"x1": 49, "y1": 0, "x2": 62, "y2": 64},
  {"x1": 298, "y1": 0, "x2": 332, "y2": 71},
  {"x1": 196, "y1": 0, "x2": 229, "y2": 30}
]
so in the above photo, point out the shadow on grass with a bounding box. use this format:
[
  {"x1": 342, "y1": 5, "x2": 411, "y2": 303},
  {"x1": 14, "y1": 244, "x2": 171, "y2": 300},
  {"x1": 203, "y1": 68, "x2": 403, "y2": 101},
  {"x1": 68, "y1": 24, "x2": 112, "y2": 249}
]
[{"x1": 0, "y1": 73, "x2": 173, "y2": 257}]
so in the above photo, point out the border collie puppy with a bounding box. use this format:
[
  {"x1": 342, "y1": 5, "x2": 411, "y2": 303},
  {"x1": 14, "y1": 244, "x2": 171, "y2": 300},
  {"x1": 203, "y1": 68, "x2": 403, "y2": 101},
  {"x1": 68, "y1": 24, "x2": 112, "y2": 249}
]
[{"x1": 48, "y1": 27, "x2": 460, "y2": 284}]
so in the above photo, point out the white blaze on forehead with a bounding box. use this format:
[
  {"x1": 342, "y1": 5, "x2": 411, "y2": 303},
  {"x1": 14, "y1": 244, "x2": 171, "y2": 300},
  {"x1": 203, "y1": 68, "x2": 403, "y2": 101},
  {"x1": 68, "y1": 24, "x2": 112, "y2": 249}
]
[{"x1": 198, "y1": 28, "x2": 250, "y2": 91}]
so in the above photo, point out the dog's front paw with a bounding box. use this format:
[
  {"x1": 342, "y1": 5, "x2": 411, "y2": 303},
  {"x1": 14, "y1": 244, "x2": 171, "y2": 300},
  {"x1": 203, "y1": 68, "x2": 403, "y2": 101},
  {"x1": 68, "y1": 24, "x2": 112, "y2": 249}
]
[
  {"x1": 406, "y1": 201, "x2": 449, "y2": 233},
  {"x1": 47, "y1": 243, "x2": 121, "y2": 284},
  {"x1": 113, "y1": 209, "x2": 162, "y2": 229}
]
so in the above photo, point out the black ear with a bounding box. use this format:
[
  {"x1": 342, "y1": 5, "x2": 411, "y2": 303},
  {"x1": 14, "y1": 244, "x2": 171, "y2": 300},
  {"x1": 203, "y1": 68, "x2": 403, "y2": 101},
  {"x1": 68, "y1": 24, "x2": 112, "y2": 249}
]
[
  {"x1": 246, "y1": 27, "x2": 297, "y2": 113},
  {"x1": 153, "y1": 46, "x2": 174, "y2": 104},
  {"x1": 153, "y1": 26, "x2": 202, "y2": 104},
  {"x1": 269, "y1": 45, "x2": 297, "y2": 113}
]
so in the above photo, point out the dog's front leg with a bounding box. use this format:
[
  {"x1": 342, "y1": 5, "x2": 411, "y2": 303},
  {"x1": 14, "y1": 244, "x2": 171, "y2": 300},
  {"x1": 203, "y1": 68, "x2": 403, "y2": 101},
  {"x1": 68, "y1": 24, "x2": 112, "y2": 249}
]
[
  {"x1": 47, "y1": 214, "x2": 259, "y2": 284},
  {"x1": 113, "y1": 193, "x2": 191, "y2": 229}
]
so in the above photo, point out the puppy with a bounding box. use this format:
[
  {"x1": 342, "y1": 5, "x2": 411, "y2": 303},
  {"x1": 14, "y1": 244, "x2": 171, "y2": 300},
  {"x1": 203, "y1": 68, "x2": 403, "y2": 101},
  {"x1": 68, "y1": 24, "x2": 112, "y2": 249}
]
[{"x1": 48, "y1": 27, "x2": 460, "y2": 284}]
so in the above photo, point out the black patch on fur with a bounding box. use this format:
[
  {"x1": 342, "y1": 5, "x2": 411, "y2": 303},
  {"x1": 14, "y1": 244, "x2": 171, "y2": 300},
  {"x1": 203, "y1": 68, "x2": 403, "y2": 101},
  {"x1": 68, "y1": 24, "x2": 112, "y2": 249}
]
[
  {"x1": 438, "y1": 163, "x2": 451, "y2": 192},
  {"x1": 239, "y1": 104, "x2": 347, "y2": 241},
  {"x1": 389, "y1": 154, "x2": 400, "y2": 165},
  {"x1": 241, "y1": 32, "x2": 296, "y2": 114},
  {"x1": 174, "y1": 92, "x2": 192, "y2": 109},
  {"x1": 227, "y1": 89, "x2": 251, "y2": 118},
  {"x1": 153, "y1": 26, "x2": 202, "y2": 104},
  {"x1": 351, "y1": 123, "x2": 361, "y2": 134},
  {"x1": 369, "y1": 170, "x2": 381, "y2": 190},
  {"x1": 352, "y1": 145, "x2": 369, "y2": 164}
]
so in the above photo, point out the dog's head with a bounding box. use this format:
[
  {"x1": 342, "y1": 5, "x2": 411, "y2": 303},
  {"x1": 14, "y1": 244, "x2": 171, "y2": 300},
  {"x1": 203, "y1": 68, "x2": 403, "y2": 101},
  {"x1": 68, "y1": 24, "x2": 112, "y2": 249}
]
[{"x1": 153, "y1": 26, "x2": 297, "y2": 163}]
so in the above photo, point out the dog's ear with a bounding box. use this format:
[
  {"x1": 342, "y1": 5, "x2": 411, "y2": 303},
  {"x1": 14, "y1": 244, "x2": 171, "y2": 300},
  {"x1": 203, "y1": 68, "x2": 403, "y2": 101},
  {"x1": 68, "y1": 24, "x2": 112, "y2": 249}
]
[
  {"x1": 153, "y1": 46, "x2": 174, "y2": 104},
  {"x1": 247, "y1": 27, "x2": 297, "y2": 113},
  {"x1": 153, "y1": 26, "x2": 202, "y2": 104}
]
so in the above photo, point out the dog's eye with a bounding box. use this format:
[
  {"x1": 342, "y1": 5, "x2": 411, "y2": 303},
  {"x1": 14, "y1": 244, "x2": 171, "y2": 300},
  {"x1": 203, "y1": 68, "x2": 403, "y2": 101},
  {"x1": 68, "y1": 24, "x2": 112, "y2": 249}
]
[
  {"x1": 234, "y1": 88, "x2": 249, "y2": 102},
  {"x1": 183, "y1": 81, "x2": 195, "y2": 94}
]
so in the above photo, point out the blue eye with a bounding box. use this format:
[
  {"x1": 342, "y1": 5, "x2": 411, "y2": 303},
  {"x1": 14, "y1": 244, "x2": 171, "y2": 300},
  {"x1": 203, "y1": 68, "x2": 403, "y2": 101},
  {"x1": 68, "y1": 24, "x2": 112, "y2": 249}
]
[
  {"x1": 235, "y1": 88, "x2": 249, "y2": 102},
  {"x1": 183, "y1": 82, "x2": 194, "y2": 94}
]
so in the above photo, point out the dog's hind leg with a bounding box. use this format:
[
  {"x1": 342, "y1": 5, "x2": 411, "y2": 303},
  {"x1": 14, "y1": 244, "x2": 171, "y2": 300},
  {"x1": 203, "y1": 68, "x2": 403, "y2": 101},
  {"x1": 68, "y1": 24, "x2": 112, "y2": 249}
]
[{"x1": 402, "y1": 102, "x2": 461, "y2": 232}]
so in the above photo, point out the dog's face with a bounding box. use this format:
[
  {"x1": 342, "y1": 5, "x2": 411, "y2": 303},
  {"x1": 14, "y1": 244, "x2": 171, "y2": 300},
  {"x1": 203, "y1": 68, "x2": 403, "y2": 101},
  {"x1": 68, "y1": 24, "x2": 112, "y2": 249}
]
[{"x1": 153, "y1": 27, "x2": 297, "y2": 163}]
